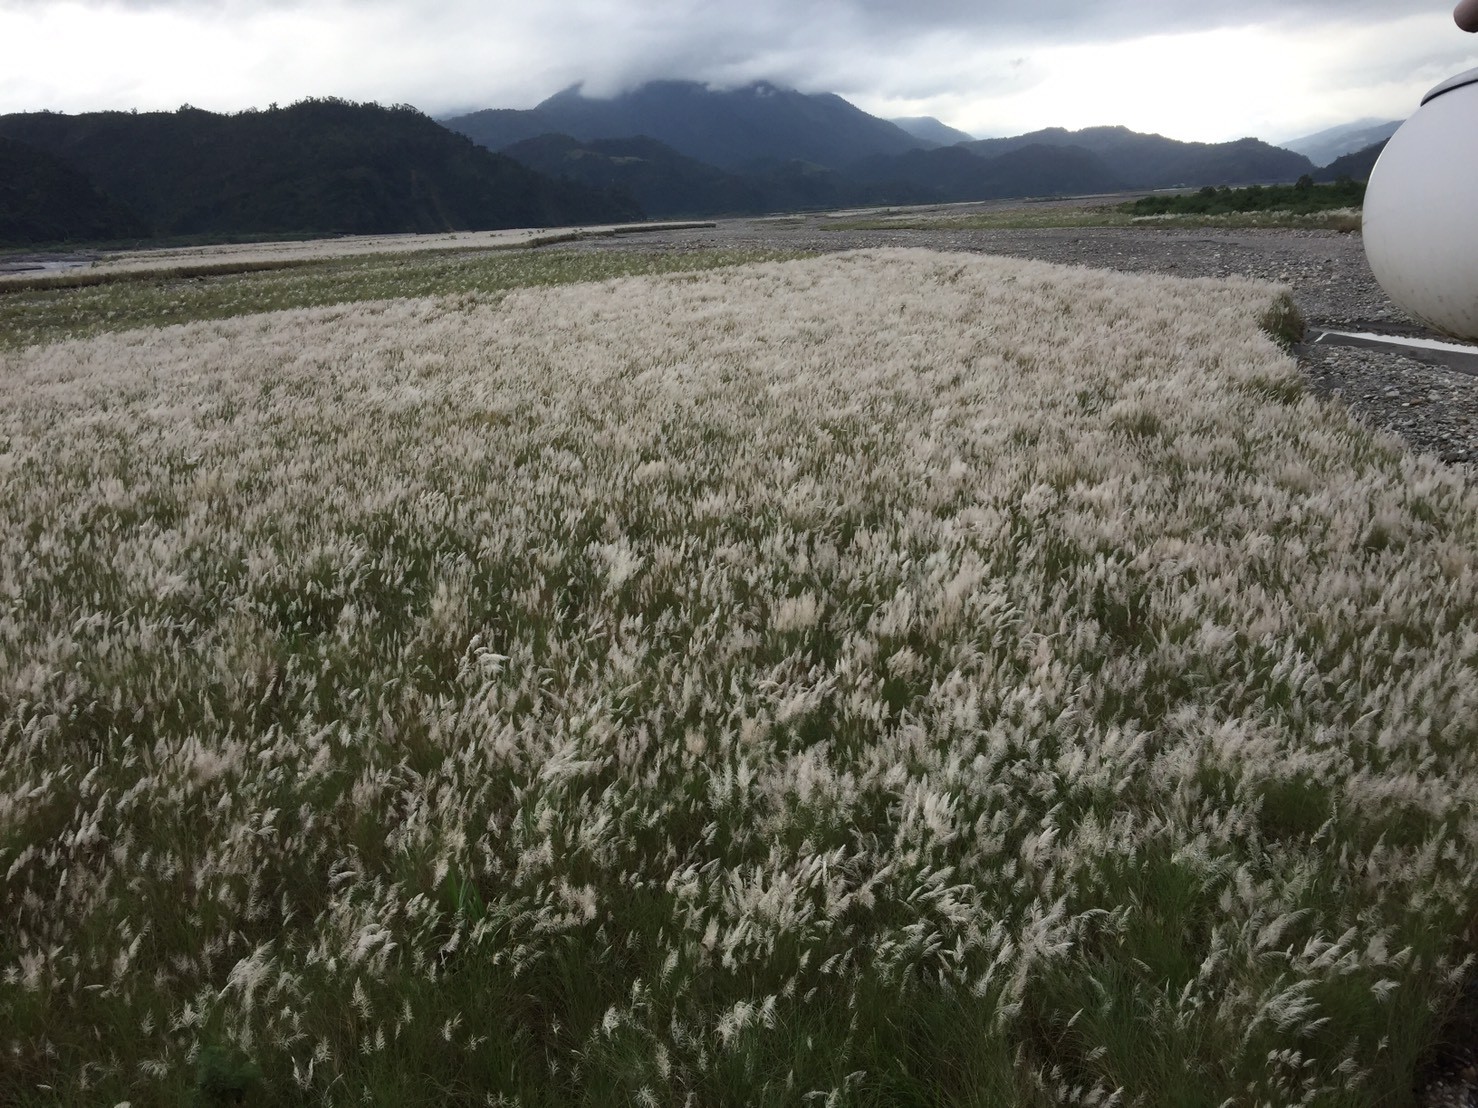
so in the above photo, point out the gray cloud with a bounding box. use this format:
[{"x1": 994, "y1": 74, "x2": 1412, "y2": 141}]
[
  {"x1": 2, "y1": 0, "x2": 1470, "y2": 137},
  {"x1": 65, "y1": 0, "x2": 1411, "y2": 35},
  {"x1": 404, "y1": 0, "x2": 1457, "y2": 108}
]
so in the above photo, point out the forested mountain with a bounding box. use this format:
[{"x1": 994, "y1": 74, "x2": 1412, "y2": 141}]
[
  {"x1": 848, "y1": 143, "x2": 1125, "y2": 202},
  {"x1": 500, "y1": 132, "x2": 927, "y2": 216},
  {"x1": 1313, "y1": 140, "x2": 1388, "y2": 183},
  {"x1": 497, "y1": 118, "x2": 1311, "y2": 216},
  {"x1": 457, "y1": 82, "x2": 1323, "y2": 214},
  {"x1": 443, "y1": 81, "x2": 931, "y2": 171},
  {"x1": 1282, "y1": 119, "x2": 1402, "y2": 167},
  {"x1": 0, "y1": 84, "x2": 1348, "y2": 246},
  {"x1": 888, "y1": 116, "x2": 976, "y2": 146},
  {"x1": 964, "y1": 126, "x2": 1316, "y2": 189},
  {"x1": 0, "y1": 99, "x2": 639, "y2": 243},
  {"x1": 0, "y1": 136, "x2": 145, "y2": 244},
  {"x1": 503, "y1": 134, "x2": 770, "y2": 217}
]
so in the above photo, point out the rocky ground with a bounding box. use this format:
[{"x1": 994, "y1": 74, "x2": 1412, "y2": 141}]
[{"x1": 570, "y1": 209, "x2": 1478, "y2": 472}]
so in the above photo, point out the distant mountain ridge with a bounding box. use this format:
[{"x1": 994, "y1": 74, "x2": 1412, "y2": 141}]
[
  {"x1": 442, "y1": 81, "x2": 932, "y2": 171},
  {"x1": 0, "y1": 98, "x2": 639, "y2": 244},
  {"x1": 1281, "y1": 119, "x2": 1402, "y2": 168},
  {"x1": 963, "y1": 126, "x2": 1315, "y2": 189},
  {"x1": 455, "y1": 81, "x2": 1332, "y2": 219},
  {"x1": 847, "y1": 143, "x2": 1126, "y2": 203},
  {"x1": 501, "y1": 132, "x2": 926, "y2": 218},
  {"x1": 0, "y1": 136, "x2": 145, "y2": 244},
  {"x1": 1313, "y1": 140, "x2": 1388, "y2": 184},
  {"x1": 889, "y1": 116, "x2": 976, "y2": 146},
  {"x1": 0, "y1": 82, "x2": 1377, "y2": 247},
  {"x1": 502, "y1": 133, "x2": 773, "y2": 218}
]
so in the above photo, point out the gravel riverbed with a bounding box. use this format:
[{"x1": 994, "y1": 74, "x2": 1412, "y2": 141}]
[{"x1": 569, "y1": 210, "x2": 1478, "y2": 473}]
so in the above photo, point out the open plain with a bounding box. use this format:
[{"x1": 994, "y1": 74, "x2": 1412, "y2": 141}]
[
  {"x1": 2, "y1": 218, "x2": 1477, "y2": 1107},
  {"x1": 559, "y1": 204, "x2": 1478, "y2": 468}
]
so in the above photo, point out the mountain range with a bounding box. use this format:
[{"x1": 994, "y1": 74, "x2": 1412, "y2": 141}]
[
  {"x1": 1281, "y1": 119, "x2": 1402, "y2": 168},
  {"x1": 442, "y1": 80, "x2": 931, "y2": 172},
  {"x1": 0, "y1": 98, "x2": 637, "y2": 246},
  {"x1": 889, "y1": 116, "x2": 977, "y2": 146},
  {"x1": 0, "y1": 81, "x2": 1390, "y2": 247},
  {"x1": 499, "y1": 133, "x2": 865, "y2": 218},
  {"x1": 1313, "y1": 140, "x2": 1388, "y2": 185},
  {"x1": 959, "y1": 127, "x2": 1314, "y2": 192},
  {"x1": 445, "y1": 82, "x2": 1367, "y2": 221},
  {"x1": 0, "y1": 136, "x2": 146, "y2": 244}
]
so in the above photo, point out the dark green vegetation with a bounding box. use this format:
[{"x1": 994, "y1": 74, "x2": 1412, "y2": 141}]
[
  {"x1": 888, "y1": 115, "x2": 977, "y2": 146},
  {"x1": 442, "y1": 79, "x2": 929, "y2": 172},
  {"x1": 495, "y1": 125, "x2": 1337, "y2": 219},
  {"x1": 1122, "y1": 177, "x2": 1366, "y2": 217},
  {"x1": 846, "y1": 143, "x2": 1127, "y2": 203},
  {"x1": 503, "y1": 133, "x2": 794, "y2": 218},
  {"x1": 1314, "y1": 141, "x2": 1387, "y2": 184},
  {"x1": 0, "y1": 99, "x2": 640, "y2": 246},
  {"x1": 0, "y1": 80, "x2": 1374, "y2": 247},
  {"x1": 0, "y1": 136, "x2": 145, "y2": 244},
  {"x1": 962, "y1": 126, "x2": 1316, "y2": 191},
  {"x1": 0, "y1": 245, "x2": 803, "y2": 351},
  {"x1": 501, "y1": 133, "x2": 901, "y2": 218},
  {"x1": 455, "y1": 83, "x2": 1341, "y2": 217},
  {"x1": 1258, "y1": 290, "x2": 1308, "y2": 349},
  {"x1": 1282, "y1": 119, "x2": 1401, "y2": 168}
]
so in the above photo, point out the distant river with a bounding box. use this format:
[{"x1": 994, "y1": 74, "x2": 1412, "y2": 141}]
[{"x1": 0, "y1": 254, "x2": 97, "y2": 277}]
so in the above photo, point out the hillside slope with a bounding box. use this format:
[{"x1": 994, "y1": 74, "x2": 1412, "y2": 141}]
[
  {"x1": 849, "y1": 143, "x2": 1125, "y2": 202},
  {"x1": 1314, "y1": 140, "x2": 1388, "y2": 183},
  {"x1": 503, "y1": 133, "x2": 769, "y2": 217},
  {"x1": 0, "y1": 99, "x2": 640, "y2": 241},
  {"x1": 444, "y1": 80, "x2": 930, "y2": 171},
  {"x1": 0, "y1": 136, "x2": 146, "y2": 244},
  {"x1": 501, "y1": 132, "x2": 928, "y2": 216},
  {"x1": 889, "y1": 116, "x2": 976, "y2": 146},
  {"x1": 1282, "y1": 119, "x2": 1402, "y2": 167},
  {"x1": 965, "y1": 126, "x2": 1315, "y2": 189}
]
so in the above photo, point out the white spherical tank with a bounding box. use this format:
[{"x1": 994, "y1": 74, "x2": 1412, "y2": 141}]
[{"x1": 1363, "y1": 68, "x2": 1478, "y2": 341}]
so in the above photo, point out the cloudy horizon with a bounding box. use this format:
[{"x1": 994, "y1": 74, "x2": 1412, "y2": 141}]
[{"x1": 3, "y1": 0, "x2": 1476, "y2": 143}]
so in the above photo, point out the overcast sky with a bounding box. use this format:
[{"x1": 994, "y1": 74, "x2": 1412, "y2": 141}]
[{"x1": 3, "y1": 1, "x2": 1476, "y2": 142}]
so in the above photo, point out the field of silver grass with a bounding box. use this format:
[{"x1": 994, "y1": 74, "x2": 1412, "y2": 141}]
[{"x1": 2, "y1": 248, "x2": 1477, "y2": 1106}]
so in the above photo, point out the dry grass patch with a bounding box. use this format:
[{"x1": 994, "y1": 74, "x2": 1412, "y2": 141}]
[
  {"x1": 0, "y1": 247, "x2": 797, "y2": 353},
  {"x1": 0, "y1": 222, "x2": 717, "y2": 292},
  {"x1": 1, "y1": 249, "x2": 1475, "y2": 1107}
]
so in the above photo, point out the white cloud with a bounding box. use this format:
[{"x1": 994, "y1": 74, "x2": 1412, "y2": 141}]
[
  {"x1": 1, "y1": 0, "x2": 1474, "y2": 140},
  {"x1": 846, "y1": 15, "x2": 1477, "y2": 142}
]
